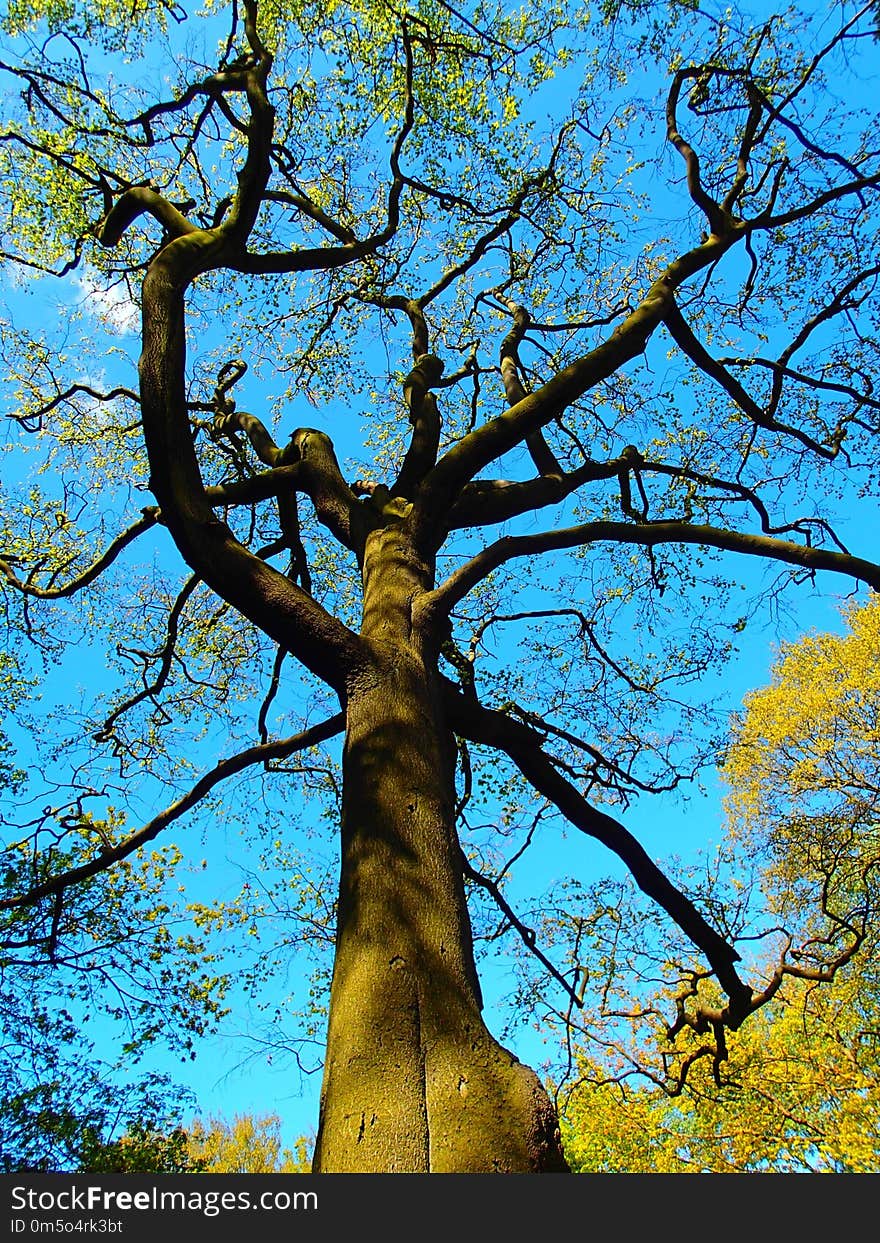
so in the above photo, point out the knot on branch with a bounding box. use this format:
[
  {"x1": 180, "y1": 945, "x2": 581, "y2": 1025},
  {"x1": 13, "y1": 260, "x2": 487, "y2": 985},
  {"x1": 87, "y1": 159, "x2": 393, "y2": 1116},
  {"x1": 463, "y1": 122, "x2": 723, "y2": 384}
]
[
  {"x1": 403, "y1": 354, "x2": 444, "y2": 427},
  {"x1": 405, "y1": 353, "x2": 444, "y2": 393},
  {"x1": 352, "y1": 479, "x2": 380, "y2": 496},
  {"x1": 288, "y1": 427, "x2": 333, "y2": 462}
]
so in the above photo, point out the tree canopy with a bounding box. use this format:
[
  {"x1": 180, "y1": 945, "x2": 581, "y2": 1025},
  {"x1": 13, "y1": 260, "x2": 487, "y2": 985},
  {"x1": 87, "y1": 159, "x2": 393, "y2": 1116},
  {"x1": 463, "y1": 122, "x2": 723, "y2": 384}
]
[{"x1": 1, "y1": 0, "x2": 879, "y2": 1171}]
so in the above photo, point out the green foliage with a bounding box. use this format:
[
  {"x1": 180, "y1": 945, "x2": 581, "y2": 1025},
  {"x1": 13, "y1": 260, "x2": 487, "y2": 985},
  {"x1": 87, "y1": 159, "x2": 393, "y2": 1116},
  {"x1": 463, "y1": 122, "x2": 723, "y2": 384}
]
[
  {"x1": 1, "y1": 835, "x2": 231, "y2": 1058},
  {"x1": 0, "y1": 1058, "x2": 202, "y2": 1173}
]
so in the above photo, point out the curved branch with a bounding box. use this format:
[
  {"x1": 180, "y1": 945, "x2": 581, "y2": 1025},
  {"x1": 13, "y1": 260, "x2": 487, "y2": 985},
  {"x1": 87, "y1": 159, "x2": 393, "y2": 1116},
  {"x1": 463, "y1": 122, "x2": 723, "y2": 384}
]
[
  {"x1": 0, "y1": 508, "x2": 160, "y2": 599},
  {"x1": 200, "y1": 429, "x2": 361, "y2": 552},
  {"x1": 749, "y1": 169, "x2": 880, "y2": 233},
  {"x1": 443, "y1": 681, "x2": 753, "y2": 1020},
  {"x1": 664, "y1": 298, "x2": 837, "y2": 458},
  {"x1": 262, "y1": 188, "x2": 357, "y2": 244},
  {"x1": 138, "y1": 236, "x2": 363, "y2": 693},
  {"x1": 210, "y1": 0, "x2": 274, "y2": 246},
  {"x1": 96, "y1": 185, "x2": 199, "y2": 247},
  {"x1": 12, "y1": 382, "x2": 140, "y2": 431},
  {"x1": 0, "y1": 713, "x2": 345, "y2": 911},
  {"x1": 230, "y1": 13, "x2": 415, "y2": 275},
  {"x1": 666, "y1": 69, "x2": 730, "y2": 236},
  {"x1": 426, "y1": 517, "x2": 880, "y2": 618}
]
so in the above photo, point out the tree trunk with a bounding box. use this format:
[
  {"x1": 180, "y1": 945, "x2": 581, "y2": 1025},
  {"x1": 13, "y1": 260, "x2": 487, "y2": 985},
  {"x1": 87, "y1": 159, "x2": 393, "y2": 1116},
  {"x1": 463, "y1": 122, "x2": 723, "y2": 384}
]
[{"x1": 312, "y1": 526, "x2": 568, "y2": 1172}]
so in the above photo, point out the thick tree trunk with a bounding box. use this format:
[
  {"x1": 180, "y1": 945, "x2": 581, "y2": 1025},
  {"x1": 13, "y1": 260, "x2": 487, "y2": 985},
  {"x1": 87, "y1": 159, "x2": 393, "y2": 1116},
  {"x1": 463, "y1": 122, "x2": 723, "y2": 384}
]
[{"x1": 312, "y1": 527, "x2": 568, "y2": 1172}]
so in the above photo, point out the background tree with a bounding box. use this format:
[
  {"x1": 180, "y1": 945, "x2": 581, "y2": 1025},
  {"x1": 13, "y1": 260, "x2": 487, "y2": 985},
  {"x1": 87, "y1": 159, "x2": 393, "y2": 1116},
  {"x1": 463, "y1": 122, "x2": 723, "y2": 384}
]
[
  {"x1": 0, "y1": 1047, "x2": 201, "y2": 1173},
  {"x1": 0, "y1": 827, "x2": 227, "y2": 1170},
  {"x1": 187, "y1": 1113, "x2": 311, "y2": 1173},
  {"x1": 558, "y1": 598, "x2": 880, "y2": 1172},
  {"x1": 562, "y1": 967, "x2": 880, "y2": 1173},
  {"x1": 1, "y1": 0, "x2": 879, "y2": 1171}
]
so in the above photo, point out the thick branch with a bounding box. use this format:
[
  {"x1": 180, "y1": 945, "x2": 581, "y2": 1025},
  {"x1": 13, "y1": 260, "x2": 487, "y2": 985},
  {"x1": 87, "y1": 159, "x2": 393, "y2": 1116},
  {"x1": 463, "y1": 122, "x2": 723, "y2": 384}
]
[
  {"x1": 498, "y1": 297, "x2": 561, "y2": 477},
  {"x1": 394, "y1": 353, "x2": 444, "y2": 498},
  {"x1": 214, "y1": 0, "x2": 275, "y2": 245},
  {"x1": 443, "y1": 682, "x2": 752, "y2": 1018},
  {"x1": 138, "y1": 241, "x2": 363, "y2": 694},
  {"x1": 446, "y1": 457, "x2": 624, "y2": 530},
  {"x1": 96, "y1": 185, "x2": 199, "y2": 247},
  {"x1": 204, "y1": 367, "x2": 359, "y2": 547}
]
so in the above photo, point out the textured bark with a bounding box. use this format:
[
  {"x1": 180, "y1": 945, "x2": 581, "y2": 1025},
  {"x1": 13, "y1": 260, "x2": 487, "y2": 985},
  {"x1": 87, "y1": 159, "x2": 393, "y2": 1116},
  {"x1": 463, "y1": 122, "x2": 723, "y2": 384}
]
[{"x1": 312, "y1": 523, "x2": 568, "y2": 1172}]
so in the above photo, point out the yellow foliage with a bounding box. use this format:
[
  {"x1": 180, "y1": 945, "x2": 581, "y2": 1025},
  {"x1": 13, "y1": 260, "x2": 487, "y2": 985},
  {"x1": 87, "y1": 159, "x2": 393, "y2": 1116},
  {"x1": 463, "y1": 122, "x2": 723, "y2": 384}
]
[
  {"x1": 723, "y1": 595, "x2": 880, "y2": 831},
  {"x1": 563, "y1": 598, "x2": 880, "y2": 1172},
  {"x1": 721, "y1": 596, "x2": 880, "y2": 936},
  {"x1": 186, "y1": 1112, "x2": 311, "y2": 1173},
  {"x1": 563, "y1": 965, "x2": 880, "y2": 1172}
]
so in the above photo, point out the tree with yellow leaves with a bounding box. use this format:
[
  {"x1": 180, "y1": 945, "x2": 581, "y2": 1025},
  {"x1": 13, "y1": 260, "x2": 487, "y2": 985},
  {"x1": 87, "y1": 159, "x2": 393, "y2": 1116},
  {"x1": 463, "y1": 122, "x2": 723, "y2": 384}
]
[
  {"x1": 186, "y1": 1113, "x2": 311, "y2": 1174},
  {"x1": 560, "y1": 599, "x2": 880, "y2": 1172},
  {"x1": 562, "y1": 965, "x2": 880, "y2": 1172}
]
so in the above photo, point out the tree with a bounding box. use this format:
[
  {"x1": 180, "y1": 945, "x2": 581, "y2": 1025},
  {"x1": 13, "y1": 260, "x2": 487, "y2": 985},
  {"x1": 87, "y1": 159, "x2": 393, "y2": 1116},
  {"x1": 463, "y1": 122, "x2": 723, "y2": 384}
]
[
  {"x1": 0, "y1": 1050, "x2": 201, "y2": 1173},
  {"x1": 560, "y1": 598, "x2": 880, "y2": 1171},
  {"x1": 0, "y1": 830, "x2": 226, "y2": 1170},
  {"x1": 187, "y1": 1113, "x2": 311, "y2": 1173},
  {"x1": 562, "y1": 967, "x2": 880, "y2": 1173},
  {"x1": 1, "y1": 0, "x2": 879, "y2": 1172}
]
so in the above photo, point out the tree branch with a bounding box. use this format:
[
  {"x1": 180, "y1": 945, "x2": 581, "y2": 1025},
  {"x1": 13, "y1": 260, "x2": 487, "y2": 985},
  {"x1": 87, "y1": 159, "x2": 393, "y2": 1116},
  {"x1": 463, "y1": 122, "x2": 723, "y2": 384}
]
[
  {"x1": 426, "y1": 518, "x2": 880, "y2": 618},
  {"x1": 0, "y1": 508, "x2": 160, "y2": 599},
  {"x1": 666, "y1": 69, "x2": 731, "y2": 236},
  {"x1": 413, "y1": 229, "x2": 741, "y2": 548},
  {"x1": 96, "y1": 572, "x2": 200, "y2": 743},
  {"x1": 497, "y1": 296, "x2": 561, "y2": 478},
  {"x1": 443, "y1": 681, "x2": 753, "y2": 1020},
  {"x1": 461, "y1": 852, "x2": 583, "y2": 1008},
  {"x1": 0, "y1": 713, "x2": 345, "y2": 911},
  {"x1": 663, "y1": 298, "x2": 838, "y2": 458},
  {"x1": 95, "y1": 185, "x2": 199, "y2": 247}
]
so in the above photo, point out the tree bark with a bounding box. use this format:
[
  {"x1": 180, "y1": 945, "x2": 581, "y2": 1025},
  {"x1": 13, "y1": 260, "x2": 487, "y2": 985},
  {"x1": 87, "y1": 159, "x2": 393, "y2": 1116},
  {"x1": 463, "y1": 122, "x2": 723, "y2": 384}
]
[{"x1": 312, "y1": 524, "x2": 568, "y2": 1172}]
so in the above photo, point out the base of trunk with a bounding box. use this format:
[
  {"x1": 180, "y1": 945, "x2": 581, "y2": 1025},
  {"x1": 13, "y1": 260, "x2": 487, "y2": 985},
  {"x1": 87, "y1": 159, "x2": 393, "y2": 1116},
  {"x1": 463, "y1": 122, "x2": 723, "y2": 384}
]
[{"x1": 313, "y1": 953, "x2": 568, "y2": 1172}]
